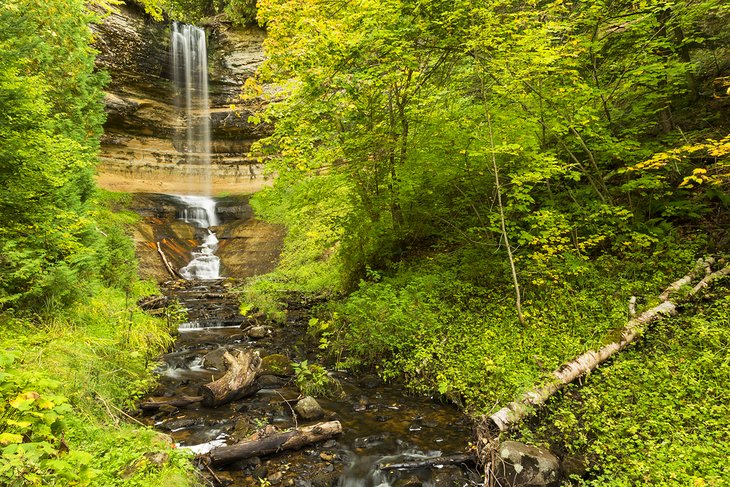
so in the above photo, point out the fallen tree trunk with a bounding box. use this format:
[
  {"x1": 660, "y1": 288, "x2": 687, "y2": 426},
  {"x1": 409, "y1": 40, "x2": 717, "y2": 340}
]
[
  {"x1": 207, "y1": 421, "x2": 342, "y2": 467},
  {"x1": 139, "y1": 395, "x2": 203, "y2": 411},
  {"x1": 199, "y1": 349, "x2": 261, "y2": 407},
  {"x1": 481, "y1": 258, "x2": 728, "y2": 437},
  {"x1": 378, "y1": 453, "x2": 476, "y2": 471},
  {"x1": 157, "y1": 241, "x2": 182, "y2": 279}
]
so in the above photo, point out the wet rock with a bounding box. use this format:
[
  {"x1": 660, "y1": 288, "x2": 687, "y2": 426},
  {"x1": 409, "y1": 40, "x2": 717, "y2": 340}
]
[
  {"x1": 353, "y1": 434, "x2": 387, "y2": 449},
  {"x1": 161, "y1": 418, "x2": 198, "y2": 431},
  {"x1": 258, "y1": 374, "x2": 285, "y2": 388},
  {"x1": 294, "y1": 396, "x2": 324, "y2": 420},
  {"x1": 261, "y1": 354, "x2": 294, "y2": 376},
  {"x1": 248, "y1": 325, "x2": 269, "y2": 339},
  {"x1": 421, "y1": 418, "x2": 439, "y2": 428},
  {"x1": 213, "y1": 471, "x2": 235, "y2": 486},
  {"x1": 158, "y1": 404, "x2": 179, "y2": 415},
  {"x1": 319, "y1": 452, "x2": 335, "y2": 462},
  {"x1": 231, "y1": 418, "x2": 255, "y2": 440},
  {"x1": 353, "y1": 396, "x2": 369, "y2": 412},
  {"x1": 310, "y1": 471, "x2": 338, "y2": 487},
  {"x1": 496, "y1": 441, "x2": 560, "y2": 487},
  {"x1": 322, "y1": 439, "x2": 337, "y2": 449},
  {"x1": 359, "y1": 374, "x2": 382, "y2": 389},
  {"x1": 251, "y1": 465, "x2": 268, "y2": 479},
  {"x1": 202, "y1": 347, "x2": 230, "y2": 370},
  {"x1": 431, "y1": 465, "x2": 467, "y2": 485}
]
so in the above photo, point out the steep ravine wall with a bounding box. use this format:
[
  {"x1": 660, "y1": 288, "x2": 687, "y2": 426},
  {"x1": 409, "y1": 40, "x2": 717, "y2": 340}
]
[
  {"x1": 92, "y1": 1, "x2": 273, "y2": 195},
  {"x1": 92, "y1": 3, "x2": 284, "y2": 281}
]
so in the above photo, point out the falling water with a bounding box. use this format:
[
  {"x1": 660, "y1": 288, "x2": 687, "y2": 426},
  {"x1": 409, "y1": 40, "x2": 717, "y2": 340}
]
[
  {"x1": 171, "y1": 22, "x2": 212, "y2": 196},
  {"x1": 171, "y1": 24, "x2": 220, "y2": 280}
]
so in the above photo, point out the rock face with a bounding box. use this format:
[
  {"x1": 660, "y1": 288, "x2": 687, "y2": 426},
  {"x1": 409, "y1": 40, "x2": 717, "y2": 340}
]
[
  {"x1": 92, "y1": 2, "x2": 273, "y2": 195},
  {"x1": 129, "y1": 193, "x2": 284, "y2": 282},
  {"x1": 496, "y1": 441, "x2": 560, "y2": 487}
]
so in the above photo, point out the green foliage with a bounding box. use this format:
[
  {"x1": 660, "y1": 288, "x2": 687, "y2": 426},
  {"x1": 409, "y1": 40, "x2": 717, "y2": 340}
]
[
  {"x1": 0, "y1": 0, "x2": 106, "y2": 311},
  {"x1": 0, "y1": 352, "x2": 93, "y2": 486},
  {"x1": 249, "y1": 0, "x2": 729, "y2": 297},
  {"x1": 521, "y1": 289, "x2": 730, "y2": 485},
  {"x1": 292, "y1": 360, "x2": 335, "y2": 398},
  {"x1": 314, "y1": 248, "x2": 687, "y2": 411},
  {"x1": 244, "y1": 1, "x2": 729, "y2": 481},
  {"x1": 133, "y1": 0, "x2": 258, "y2": 24},
  {"x1": 0, "y1": 283, "x2": 192, "y2": 486}
]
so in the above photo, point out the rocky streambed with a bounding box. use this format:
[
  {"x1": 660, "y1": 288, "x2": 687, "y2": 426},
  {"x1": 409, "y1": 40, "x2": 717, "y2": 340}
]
[{"x1": 139, "y1": 280, "x2": 481, "y2": 486}]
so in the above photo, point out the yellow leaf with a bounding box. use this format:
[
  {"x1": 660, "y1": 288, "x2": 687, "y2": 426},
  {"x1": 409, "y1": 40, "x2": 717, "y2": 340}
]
[{"x1": 0, "y1": 433, "x2": 23, "y2": 445}]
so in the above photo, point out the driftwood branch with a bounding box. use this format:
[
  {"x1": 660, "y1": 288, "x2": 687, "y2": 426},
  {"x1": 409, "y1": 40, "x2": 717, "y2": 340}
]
[
  {"x1": 657, "y1": 257, "x2": 713, "y2": 301},
  {"x1": 199, "y1": 349, "x2": 261, "y2": 407},
  {"x1": 157, "y1": 241, "x2": 182, "y2": 279},
  {"x1": 206, "y1": 421, "x2": 342, "y2": 467},
  {"x1": 482, "y1": 258, "x2": 728, "y2": 436}
]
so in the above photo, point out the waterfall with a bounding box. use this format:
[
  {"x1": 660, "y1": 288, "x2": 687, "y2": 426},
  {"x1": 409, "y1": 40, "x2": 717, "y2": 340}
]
[
  {"x1": 171, "y1": 22, "x2": 212, "y2": 196},
  {"x1": 171, "y1": 23, "x2": 220, "y2": 280}
]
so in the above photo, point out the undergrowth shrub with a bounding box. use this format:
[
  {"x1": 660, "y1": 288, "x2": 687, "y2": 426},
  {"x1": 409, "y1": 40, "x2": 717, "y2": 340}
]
[
  {"x1": 319, "y1": 248, "x2": 698, "y2": 412},
  {"x1": 520, "y1": 289, "x2": 730, "y2": 485},
  {"x1": 0, "y1": 283, "x2": 193, "y2": 486}
]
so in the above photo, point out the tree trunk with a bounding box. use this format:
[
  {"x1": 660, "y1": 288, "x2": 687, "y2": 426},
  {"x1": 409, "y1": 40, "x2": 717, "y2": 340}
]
[
  {"x1": 199, "y1": 349, "x2": 261, "y2": 408},
  {"x1": 157, "y1": 241, "x2": 182, "y2": 279},
  {"x1": 207, "y1": 421, "x2": 343, "y2": 467},
  {"x1": 480, "y1": 258, "x2": 727, "y2": 438}
]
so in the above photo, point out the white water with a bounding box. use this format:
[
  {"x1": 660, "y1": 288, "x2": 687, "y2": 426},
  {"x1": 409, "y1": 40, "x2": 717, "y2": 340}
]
[
  {"x1": 171, "y1": 22, "x2": 212, "y2": 195},
  {"x1": 171, "y1": 23, "x2": 221, "y2": 280},
  {"x1": 174, "y1": 194, "x2": 219, "y2": 228},
  {"x1": 179, "y1": 230, "x2": 220, "y2": 280},
  {"x1": 172, "y1": 195, "x2": 221, "y2": 280}
]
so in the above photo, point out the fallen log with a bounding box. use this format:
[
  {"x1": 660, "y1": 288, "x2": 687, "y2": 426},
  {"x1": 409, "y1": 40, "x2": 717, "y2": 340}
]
[
  {"x1": 200, "y1": 349, "x2": 261, "y2": 407},
  {"x1": 207, "y1": 421, "x2": 342, "y2": 467},
  {"x1": 157, "y1": 241, "x2": 183, "y2": 279},
  {"x1": 139, "y1": 395, "x2": 204, "y2": 411},
  {"x1": 378, "y1": 453, "x2": 476, "y2": 471},
  {"x1": 138, "y1": 294, "x2": 169, "y2": 311},
  {"x1": 481, "y1": 258, "x2": 729, "y2": 437}
]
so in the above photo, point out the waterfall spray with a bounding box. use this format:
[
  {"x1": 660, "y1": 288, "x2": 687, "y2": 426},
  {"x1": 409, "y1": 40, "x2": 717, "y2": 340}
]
[
  {"x1": 171, "y1": 22, "x2": 212, "y2": 196},
  {"x1": 171, "y1": 23, "x2": 220, "y2": 280}
]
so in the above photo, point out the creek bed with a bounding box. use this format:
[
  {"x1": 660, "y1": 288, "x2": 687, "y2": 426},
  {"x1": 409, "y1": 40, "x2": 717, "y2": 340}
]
[{"x1": 141, "y1": 280, "x2": 480, "y2": 486}]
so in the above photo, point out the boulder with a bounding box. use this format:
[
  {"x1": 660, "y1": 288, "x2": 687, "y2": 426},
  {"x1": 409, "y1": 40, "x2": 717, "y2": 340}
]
[
  {"x1": 495, "y1": 441, "x2": 560, "y2": 487},
  {"x1": 294, "y1": 396, "x2": 324, "y2": 421},
  {"x1": 247, "y1": 325, "x2": 269, "y2": 339},
  {"x1": 260, "y1": 354, "x2": 294, "y2": 376}
]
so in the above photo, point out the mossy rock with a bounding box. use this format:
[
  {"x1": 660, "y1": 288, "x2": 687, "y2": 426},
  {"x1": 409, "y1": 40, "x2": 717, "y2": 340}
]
[{"x1": 260, "y1": 353, "x2": 294, "y2": 376}]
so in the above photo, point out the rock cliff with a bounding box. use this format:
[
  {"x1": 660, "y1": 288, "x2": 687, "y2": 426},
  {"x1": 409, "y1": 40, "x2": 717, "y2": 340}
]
[{"x1": 92, "y1": 2, "x2": 273, "y2": 195}]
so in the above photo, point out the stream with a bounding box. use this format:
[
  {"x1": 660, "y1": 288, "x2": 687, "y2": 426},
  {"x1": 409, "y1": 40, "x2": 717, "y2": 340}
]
[{"x1": 139, "y1": 197, "x2": 480, "y2": 486}]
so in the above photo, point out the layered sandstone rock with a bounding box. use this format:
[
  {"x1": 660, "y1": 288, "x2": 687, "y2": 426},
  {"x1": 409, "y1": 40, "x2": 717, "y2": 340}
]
[{"x1": 92, "y1": 2, "x2": 273, "y2": 195}]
